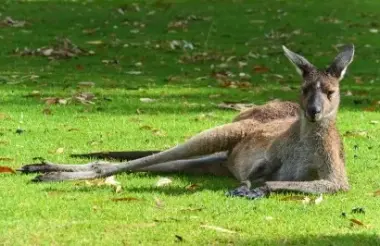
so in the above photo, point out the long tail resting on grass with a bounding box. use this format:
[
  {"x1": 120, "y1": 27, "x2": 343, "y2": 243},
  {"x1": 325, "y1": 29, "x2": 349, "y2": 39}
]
[{"x1": 19, "y1": 44, "x2": 354, "y2": 199}]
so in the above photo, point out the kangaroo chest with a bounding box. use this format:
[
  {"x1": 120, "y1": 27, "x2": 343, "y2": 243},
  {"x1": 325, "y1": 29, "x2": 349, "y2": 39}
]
[{"x1": 274, "y1": 137, "x2": 324, "y2": 181}]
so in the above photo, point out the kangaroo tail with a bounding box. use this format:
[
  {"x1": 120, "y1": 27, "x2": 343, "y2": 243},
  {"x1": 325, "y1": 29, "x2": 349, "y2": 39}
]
[{"x1": 71, "y1": 151, "x2": 161, "y2": 161}]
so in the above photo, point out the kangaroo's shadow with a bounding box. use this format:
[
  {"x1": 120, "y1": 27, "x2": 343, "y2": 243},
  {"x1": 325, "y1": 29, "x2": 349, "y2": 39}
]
[{"x1": 39, "y1": 173, "x2": 237, "y2": 196}]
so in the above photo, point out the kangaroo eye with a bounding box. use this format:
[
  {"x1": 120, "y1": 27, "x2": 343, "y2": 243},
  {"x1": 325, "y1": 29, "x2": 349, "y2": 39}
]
[{"x1": 327, "y1": 90, "x2": 335, "y2": 99}]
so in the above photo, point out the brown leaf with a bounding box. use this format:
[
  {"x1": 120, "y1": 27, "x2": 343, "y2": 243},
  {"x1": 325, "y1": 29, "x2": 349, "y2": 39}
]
[
  {"x1": 354, "y1": 77, "x2": 363, "y2": 84},
  {"x1": 373, "y1": 190, "x2": 380, "y2": 196},
  {"x1": 111, "y1": 197, "x2": 142, "y2": 202},
  {"x1": 42, "y1": 97, "x2": 68, "y2": 105},
  {"x1": 343, "y1": 131, "x2": 368, "y2": 138},
  {"x1": 77, "y1": 81, "x2": 95, "y2": 88},
  {"x1": 140, "y1": 125, "x2": 154, "y2": 130},
  {"x1": 42, "y1": 108, "x2": 53, "y2": 115},
  {"x1": 72, "y1": 92, "x2": 96, "y2": 105},
  {"x1": 217, "y1": 102, "x2": 254, "y2": 111},
  {"x1": 0, "y1": 166, "x2": 16, "y2": 174},
  {"x1": 185, "y1": 183, "x2": 201, "y2": 191},
  {"x1": 350, "y1": 218, "x2": 366, "y2": 227},
  {"x1": 14, "y1": 37, "x2": 89, "y2": 60},
  {"x1": 253, "y1": 65, "x2": 270, "y2": 73},
  {"x1": 218, "y1": 80, "x2": 252, "y2": 89},
  {"x1": 82, "y1": 28, "x2": 99, "y2": 35},
  {"x1": 0, "y1": 113, "x2": 11, "y2": 120},
  {"x1": 179, "y1": 207, "x2": 202, "y2": 212},
  {"x1": 209, "y1": 94, "x2": 221, "y2": 98},
  {"x1": 280, "y1": 195, "x2": 306, "y2": 201}
]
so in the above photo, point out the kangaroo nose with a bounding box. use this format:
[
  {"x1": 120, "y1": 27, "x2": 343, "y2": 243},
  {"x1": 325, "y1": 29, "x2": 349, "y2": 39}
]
[{"x1": 308, "y1": 106, "x2": 321, "y2": 116}]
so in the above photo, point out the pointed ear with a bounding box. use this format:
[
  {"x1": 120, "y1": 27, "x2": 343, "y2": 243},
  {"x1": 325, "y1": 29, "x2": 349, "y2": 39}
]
[
  {"x1": 282, "y1": 45, "x2": 315, "y2": 77},
  {"x1": 326, "y1": 44, "x2": 355, "y2": 80}
]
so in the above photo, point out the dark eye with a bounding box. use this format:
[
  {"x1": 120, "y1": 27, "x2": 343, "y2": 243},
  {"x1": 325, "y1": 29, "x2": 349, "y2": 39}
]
[
  {"x1": 302, "y1": 87, "x2": 308, "y2": 94},
  {"x1": 327, "y1": 90, "x2": 335, "y2": 98}
]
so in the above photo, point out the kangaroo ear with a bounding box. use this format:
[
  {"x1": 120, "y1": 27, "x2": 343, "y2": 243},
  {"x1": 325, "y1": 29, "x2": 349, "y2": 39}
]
[
  {"x1": 282, "y1": 45, "x2": 315, "y2": 77},
  {"x1": 326, "y1": 44, "x2": 355, "y2": 80}
]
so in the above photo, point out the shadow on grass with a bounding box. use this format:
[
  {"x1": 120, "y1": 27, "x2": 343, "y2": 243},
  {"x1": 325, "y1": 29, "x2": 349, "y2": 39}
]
[
  {"x1": 2, "y1": 85, "x2": 379, "y2": 115},
  {"x1": 241, "y1": 233, "x2": 380, "y2": 246},
  {"x1": 38, "y1": 173, "x2": 236, "y2": 195}
]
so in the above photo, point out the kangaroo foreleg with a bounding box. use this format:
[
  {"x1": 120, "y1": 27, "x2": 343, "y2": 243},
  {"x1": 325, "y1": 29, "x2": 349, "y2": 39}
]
[
  {"x1": 227, "y1": 180, "x2": 345, "y2": 200},
  {"x1": 266, "y1": 180, "x2": 345, "y2": 194}
]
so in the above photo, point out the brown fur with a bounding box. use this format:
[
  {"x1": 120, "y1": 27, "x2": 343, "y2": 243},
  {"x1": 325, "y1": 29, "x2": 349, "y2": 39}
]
[{"x1": 20, "y1": 45, "x2": 355, "y2": 197}]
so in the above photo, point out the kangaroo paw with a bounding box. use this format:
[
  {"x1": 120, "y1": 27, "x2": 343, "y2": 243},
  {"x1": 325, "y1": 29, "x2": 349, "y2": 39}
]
[
  {"x1": 18, "y1": 162, "x2": 56, "y2": 173},
  {"x1": 226, "y1": 185, "x2": 270, "y2": 200},
  {"x1": 31, "y1": 171, "x2": 101, "y2": 182}
]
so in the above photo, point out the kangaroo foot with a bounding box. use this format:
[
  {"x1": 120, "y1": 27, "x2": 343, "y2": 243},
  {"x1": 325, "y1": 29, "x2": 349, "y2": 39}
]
[{"x1": 226, "y1": 185, "x2": 270, "y2": 200}]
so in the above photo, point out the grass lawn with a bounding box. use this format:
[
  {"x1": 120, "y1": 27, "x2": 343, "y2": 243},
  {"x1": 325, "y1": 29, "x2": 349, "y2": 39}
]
[{"x1": 0, "y1": 0, "x2": 379, "y2": 245}]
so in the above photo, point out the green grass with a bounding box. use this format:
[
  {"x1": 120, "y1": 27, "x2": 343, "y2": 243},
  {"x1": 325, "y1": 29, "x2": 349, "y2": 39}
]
[{"x1": 0, "y1": 0, "x2": 379, "y2": 245}]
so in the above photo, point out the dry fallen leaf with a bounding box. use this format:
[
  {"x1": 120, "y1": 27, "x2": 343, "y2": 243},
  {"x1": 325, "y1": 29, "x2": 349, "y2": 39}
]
[
  {"x1": 0, "y1": 166, "x2": 16, "y2": 174},
  {"x1": 314, "y1": 194, "x2": 323, "y2": 205},
  {"x1": 111, "y1": 197, "x2": 142, "y2": 202},
  {"x1": 105, "y1": 176, "x2": 122, "y2": 193},
  {"x1": 86, "y1": 40, "x2": 104, "y2": 45},
  {"x1": 217, "y1": 102, "x2": 255, "y2": 111},
  {"x1": 200, "y1": 225, "x2": 237, "y2": 234},
  {"x1": 55, "y1": 147, "x2": 64, "y2": 154},
  {"x1": 1, "y1": 17, "x2": 27, "y2": 27},
  {"x1": 77, "y1": 81, "x2": 95, "y2": 88},
  {"x1": 72, "y1": 92, "x2": 96, "y2": 105},
  {"x1": 302, "y1": 197, "x2": 311, "y2": 205},
  {"x1": 280, "y1": 195, "x2": 306, "y2": 201},
  {"x1": 185, "y1": 183, "x2": 201, "y2": 191},
  {"x1": 343, "y1": 131, "x2": 368, "y2": 138},
  {"x1": 14, "y1": 37, "x2": 89, "y2": 60},
  {"x1": 350, "y1": 218, "x2": 367, "y2": 227},
  {"x1": 42, "y1": 97, "x2": 68, "y2": 105},
  {"x1": 179, "y1": 207, "x2": 202, "y2": 212},
  {"x1": 140, "y1": 98, "x2": 156, "y2": 103},
  {"x1": 155, "y1": 177, "x2": 172, "y2": 187},
  {"x1": 42, "y1": 108, "x2": 53, "y2": 115},
  {"x1": 154, "y1": 197, "x2": 164, "y2": 208},
  {"x1": 264, "y1": 216, "x2": 274, "y2": 221},
  {"x1": 126, "y1": 71, "x2": 142, "y2": 75},
  {"x1": 253, "y1": 65, "x2": 270, "y2": 73},
  {"x1": 373, "y1": 190, "x2": 380, "y2": 197}
]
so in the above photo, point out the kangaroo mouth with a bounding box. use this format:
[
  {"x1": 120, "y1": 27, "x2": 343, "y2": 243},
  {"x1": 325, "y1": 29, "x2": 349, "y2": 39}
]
[{"x1": 304, "y1": 112, "x2": 322, "y2": 122}]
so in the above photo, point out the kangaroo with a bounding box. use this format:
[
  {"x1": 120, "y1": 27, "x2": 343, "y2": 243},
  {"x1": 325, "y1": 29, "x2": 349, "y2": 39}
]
[
  {"x1": 70, "y1": 100, "x2": 300, "y2": 162},
  {"x1": 19, "y1": 44, "x2": 354, "y2": 199}
]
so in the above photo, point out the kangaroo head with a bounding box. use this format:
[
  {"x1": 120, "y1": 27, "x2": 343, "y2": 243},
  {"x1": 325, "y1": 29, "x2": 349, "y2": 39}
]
[{"x1": 282, "y1": 44, "x2": 354, "y2": 122}]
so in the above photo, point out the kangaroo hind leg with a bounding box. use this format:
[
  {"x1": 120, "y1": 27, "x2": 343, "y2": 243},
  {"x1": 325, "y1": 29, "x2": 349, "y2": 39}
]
[{"x1": 226, "y1": 139, "x2": 275, "y2": 199}]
